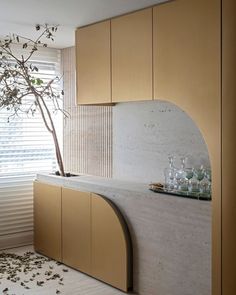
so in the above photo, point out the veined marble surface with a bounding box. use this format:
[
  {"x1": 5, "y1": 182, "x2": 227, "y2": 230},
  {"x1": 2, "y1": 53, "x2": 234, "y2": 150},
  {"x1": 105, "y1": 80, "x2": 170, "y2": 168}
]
[{"x1": 36, "y1": 173, "x2": 211, "y2": 295}]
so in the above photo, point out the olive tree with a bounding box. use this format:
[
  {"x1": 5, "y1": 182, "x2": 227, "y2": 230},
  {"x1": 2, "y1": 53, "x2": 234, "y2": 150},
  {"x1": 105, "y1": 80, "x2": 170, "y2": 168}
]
[{"x1": 0, "y1": 25, "x2": 66, "y2": 176}]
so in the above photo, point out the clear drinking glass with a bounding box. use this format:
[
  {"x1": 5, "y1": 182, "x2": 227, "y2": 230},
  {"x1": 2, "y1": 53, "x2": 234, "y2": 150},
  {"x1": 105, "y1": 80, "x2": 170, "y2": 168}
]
[
  {"x1": 201, "y1": 168, "x2": 212, "y2": 199},
  {"x1": 193, "y1": 165, "x2": 205, "y2": 198},
  {"x1": 184, "y1": 167, "x2": 194, "y2": 192},
  {"x1": 205, "y1": 168, "x2": 211, "y2": 183},
  {"x1": 189, "y1": 175, "x2": 199, "y2": 195},
  {"x1": 206, "y1": 169, "x2": 212, "y2": 198}
]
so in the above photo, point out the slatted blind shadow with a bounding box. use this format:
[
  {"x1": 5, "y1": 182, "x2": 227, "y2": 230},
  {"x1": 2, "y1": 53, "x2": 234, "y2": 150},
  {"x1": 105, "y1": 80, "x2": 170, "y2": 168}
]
[
  {"x1": 0, "y1": 175, "x2": 33, "y2": 236},
  {"x1": 62, "y1": 47, "x2": 112, "y2": 177}
]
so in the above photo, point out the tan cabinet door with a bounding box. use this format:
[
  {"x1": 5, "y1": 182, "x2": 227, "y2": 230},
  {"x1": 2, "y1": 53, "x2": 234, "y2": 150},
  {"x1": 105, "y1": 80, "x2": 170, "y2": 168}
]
[
  {"x1": 76, "y1": 20, "x2": 111, "y2": 104},
  {"x1": 153, "y1": 0, "x2": 220, "y2": 110},
  {"x1": 34, "y1": 181, "x2": 62, "y2": 261},
  {"x1": 91, "y1": 193, "x2": 131, "y2": 291},
  {"x1": 62, "y1": 188, "x2": 91, "y2": 274},
  {"x1": 111, "y1": 8, "x2": 152, "y2": 102}
]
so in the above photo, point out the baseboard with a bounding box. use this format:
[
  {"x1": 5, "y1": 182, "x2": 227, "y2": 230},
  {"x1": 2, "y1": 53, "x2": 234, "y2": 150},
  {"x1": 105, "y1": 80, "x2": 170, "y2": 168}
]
[{"x1": 0, "y1": 231, "x2": 33, "y2": 250}]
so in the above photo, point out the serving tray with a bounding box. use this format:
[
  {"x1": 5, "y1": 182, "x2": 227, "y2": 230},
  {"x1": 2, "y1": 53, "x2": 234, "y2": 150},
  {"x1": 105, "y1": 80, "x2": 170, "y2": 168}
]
[{"x1": 149, "y1": 187, "x2": 211, "y2": 201}]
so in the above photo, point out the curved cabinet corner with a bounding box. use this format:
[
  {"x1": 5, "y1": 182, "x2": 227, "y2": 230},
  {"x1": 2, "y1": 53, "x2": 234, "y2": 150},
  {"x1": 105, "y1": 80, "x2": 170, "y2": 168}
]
[{"x1": 91, "y1": 193, "x2": 132, "y2": 291}]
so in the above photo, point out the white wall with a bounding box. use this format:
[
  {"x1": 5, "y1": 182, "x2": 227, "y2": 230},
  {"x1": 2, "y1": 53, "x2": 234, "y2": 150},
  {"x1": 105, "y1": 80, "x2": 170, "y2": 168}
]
[{"x1": 113, "y1": 100, "x2": 210, "y2": 183}]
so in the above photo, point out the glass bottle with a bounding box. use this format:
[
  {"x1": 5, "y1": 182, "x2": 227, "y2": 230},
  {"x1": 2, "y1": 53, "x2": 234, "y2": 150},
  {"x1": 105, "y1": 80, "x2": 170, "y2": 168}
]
[
  {"x1": 191, "y1": 165, "x2": 205, "y2": 198},
  {"x1": 175, "y1": 157, "x2": 188, "y2": 192},
  {"x1": 164, "y1": 156, "x2": 176, "y2": 191}
]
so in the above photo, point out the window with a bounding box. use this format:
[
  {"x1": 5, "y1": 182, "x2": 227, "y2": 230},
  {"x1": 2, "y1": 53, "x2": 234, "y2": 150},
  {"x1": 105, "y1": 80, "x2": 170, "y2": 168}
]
[{"x1": 0, "y1": 46, "x2": 62, "y2": 248}]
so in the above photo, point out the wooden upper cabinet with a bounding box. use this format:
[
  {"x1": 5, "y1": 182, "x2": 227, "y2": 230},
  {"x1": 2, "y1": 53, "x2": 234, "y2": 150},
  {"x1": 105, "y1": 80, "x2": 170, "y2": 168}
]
[
  {"x1": 111, "y1": 8, "x2": 153, "y2": 102},
  {"x1": 76, "y1": 20, "x2": 111, "y2": 104},
  {"x1": 153, "y1": 0, "x2": 220, "y2": 111}
]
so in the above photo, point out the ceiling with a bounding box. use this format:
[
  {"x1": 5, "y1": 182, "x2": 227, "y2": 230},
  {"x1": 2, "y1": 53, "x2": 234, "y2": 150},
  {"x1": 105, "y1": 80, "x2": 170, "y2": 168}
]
[{"x1": 0, "y1": 0, "x2": 168, "y2": 49}]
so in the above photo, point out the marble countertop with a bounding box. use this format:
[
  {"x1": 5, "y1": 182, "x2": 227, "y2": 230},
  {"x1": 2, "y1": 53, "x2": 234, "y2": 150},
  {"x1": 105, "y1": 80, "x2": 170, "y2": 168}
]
[{"x1": 36, "y1": 173, "x2": 211, "y2": 207}]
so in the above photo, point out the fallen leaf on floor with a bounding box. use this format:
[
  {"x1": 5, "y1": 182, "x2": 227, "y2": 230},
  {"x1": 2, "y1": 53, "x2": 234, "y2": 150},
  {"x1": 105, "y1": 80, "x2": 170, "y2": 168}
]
[{"x1": 0, "y1": 251, "x2": 69, "y2": 293}]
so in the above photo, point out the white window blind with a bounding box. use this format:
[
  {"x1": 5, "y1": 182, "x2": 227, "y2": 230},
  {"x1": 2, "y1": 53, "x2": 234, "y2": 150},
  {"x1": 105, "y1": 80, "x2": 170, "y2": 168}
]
[{"x1": 0, "y1": 45, "x2": 62, "y2": 249}]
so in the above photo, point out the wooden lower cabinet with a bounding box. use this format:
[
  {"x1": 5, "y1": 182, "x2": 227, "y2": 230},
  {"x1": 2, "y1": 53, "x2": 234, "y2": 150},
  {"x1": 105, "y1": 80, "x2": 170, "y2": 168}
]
[
  {"x1": 33, "y1": 181, "x2": 62, "y2": 261},
  {"x1": 91, "y1": 193, "x2": 131, "y2": 291},
  {"x1": 62, "y1": 188, "x2": 91, "y2": 274},
  {"x1": 34, "y1": 181, "x2": 132, "y2": 292}
]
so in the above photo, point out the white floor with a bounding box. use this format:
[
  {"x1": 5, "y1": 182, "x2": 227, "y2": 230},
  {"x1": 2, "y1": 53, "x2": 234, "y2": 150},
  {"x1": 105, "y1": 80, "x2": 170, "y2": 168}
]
[{"x1": 0, "y1": 246, "x2": 132, "y2": 295}]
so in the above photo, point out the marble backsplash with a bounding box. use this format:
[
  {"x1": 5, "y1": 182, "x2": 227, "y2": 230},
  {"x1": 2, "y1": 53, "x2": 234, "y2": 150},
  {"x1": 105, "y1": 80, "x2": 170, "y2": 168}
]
[{"x1": 113, "y1": 100, "x2": 210, "y2": 183}]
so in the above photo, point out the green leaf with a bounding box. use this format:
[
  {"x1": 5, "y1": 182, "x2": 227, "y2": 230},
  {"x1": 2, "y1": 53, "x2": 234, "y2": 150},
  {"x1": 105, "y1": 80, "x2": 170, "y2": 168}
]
[{"x1": 36, "y1": 78, "x2": 43, "y2": 85}]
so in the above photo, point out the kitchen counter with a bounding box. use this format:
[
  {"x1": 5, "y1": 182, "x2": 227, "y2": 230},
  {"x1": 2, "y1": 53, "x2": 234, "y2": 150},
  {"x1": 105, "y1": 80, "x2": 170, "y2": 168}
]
[{"x1": 36, "y1": 173, "x2": 211, "y2": 295}]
